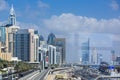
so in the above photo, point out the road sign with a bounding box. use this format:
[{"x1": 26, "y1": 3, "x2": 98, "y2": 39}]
[{"x1": 109, "y1": 66, "x2": 115, "y2": 70}]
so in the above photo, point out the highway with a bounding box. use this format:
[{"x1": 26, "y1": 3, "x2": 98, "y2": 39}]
[
  {"x1": 45, "y1": 67, "x2": 74, "y2": 80},
  {"x1": 19, "y1": 69, "x2": 50, "y2": 80},
  {"x1": 18, "y1": 70, "x2": 39, "y2": 80},
  {"x1": 33, "y1": 69, "x2": 49, "y2": 80}
]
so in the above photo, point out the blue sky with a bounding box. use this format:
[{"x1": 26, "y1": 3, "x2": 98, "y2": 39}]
[
  {"x1": 0, "y1": 0, "x2": 120, "y2": 22},
  {"x1": 0, "y1": 0, "x2": 120, "y2": 63}
]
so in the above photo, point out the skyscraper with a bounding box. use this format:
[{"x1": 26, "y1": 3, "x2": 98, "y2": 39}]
[
  {"x1": 48, "y1": 45, "x2": 57, "y2": 64},
  {"x1": 7, "y1": 5, "x2": 20, "y2": 56},
  {"x1": 9, "y1": 5, "x2": 16, "y2": 26},
  {"x1": 0, "y1": 26, "x2": 6, "y2": 46},
  {"x1": 34, "y1": 34, "x2": 39, "y2": 62},
  {"x1": 111, "y1": 50, "x2": 116, "y2": 65},
  {"x1": 81, "y1": 39, "x2": 90, "y2": 64},
  {"x1": 0, "y1": 26, "x2": 12, "y2": 61},
  {"x1": 55, "y1": 38, "x2": 66, "y2": 64},
  {"x1": 56, "y1": 46, "x2": 62, "y2": 65},
  {"x1": 47, "y1": 33, "x2": 56, "y2": 45},
  {"x1": 14, "y1": 29, "x2": 38, "y2": 62},
  {"x1": 38, "y1": 39, "x2": 48, "y2": 69},
  {"x1": 91, "y1": 48, "x2": 98, "y2": 64},
  {"x1": 14, "y1": 29, "x2": 30, "y2": 61},
  {"x1": 98, "y1": 54, "x2": 103, "y2": 64}
]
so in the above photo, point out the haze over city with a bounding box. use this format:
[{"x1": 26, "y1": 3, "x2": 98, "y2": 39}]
[
  {"x1": 0, "y1": 0, "x2": 120, "y2": 63},
  {"x1": 0, "y1": 0, "x2": 120, "y2": 80}
]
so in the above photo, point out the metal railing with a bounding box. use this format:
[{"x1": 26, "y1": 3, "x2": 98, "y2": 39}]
[{"x1": 95, "y1": 75, "x2": 120, "y2": 80}]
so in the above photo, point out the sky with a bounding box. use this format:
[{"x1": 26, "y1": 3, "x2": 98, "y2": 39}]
[{"x1": 0, "y1": 0, "x2": 120, "y2": 63}]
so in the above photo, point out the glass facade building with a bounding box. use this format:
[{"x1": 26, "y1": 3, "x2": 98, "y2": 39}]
[
  {"x1": 47, "y1": 33, "x2": 56, "y2": 45},
  {"x1": 81, "y1": 39, "x2": 90, "y2": 64},
  {"x1": 9, "y1": 5, "x2": 16, "y2": 26},
  {"x1": 55, "y1": 38, "x2": 66, "y2": 64},
  {"x1": 0, "y1": 26, "x2": 6, "y2": 45},
  {"x1": 14, "y1": 29, "x2": 30, "y2": 61}
]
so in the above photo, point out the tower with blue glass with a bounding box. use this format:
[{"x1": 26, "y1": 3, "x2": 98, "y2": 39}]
[
  {"x1": 47, "y1": 33, "x2": 56, "y2": 45},
  {"x1": 81, "y1": 38, "x2": 90, "y2": 64},
  {"x1": 9, "y1": 5, "x2": 16, "y2": 26}
]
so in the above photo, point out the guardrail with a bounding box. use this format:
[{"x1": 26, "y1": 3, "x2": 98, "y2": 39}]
[
  {"x1": 44, "y1": 68, "x2": 51, "y2": 80},
  {"x1": 95, "y1": 75, "x2": 120, "y2": 80},
  {"x1": 50, "y1": 67, "x2": 70, "y2": 73}
]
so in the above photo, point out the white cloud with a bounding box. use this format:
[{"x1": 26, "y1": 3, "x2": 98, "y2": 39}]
[
  {"x1": 110, "y1": 0, "x2": 119, "y2": 10},
  {"x1": 0, "y1": 0, "x2": 8, "y2": 11},
  {"x1": 43, "y1": 13, "x2": 120, "y2": 62},
  {"x1": 43, "y1": 13, "x2": 120, "y2": 34},
  {"x1": 16, "y1": 21, "x2": 49, "y2": 38}
]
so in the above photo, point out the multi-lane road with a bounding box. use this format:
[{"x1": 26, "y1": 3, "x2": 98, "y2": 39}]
[
  {"x1": 19, "y1": 69, "x2": 50, "y2": 80},
  {"x1": 19, "y1": 67, "x2": 73, "y2": 80}
]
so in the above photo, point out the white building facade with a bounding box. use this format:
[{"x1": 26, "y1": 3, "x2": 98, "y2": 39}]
[{"x1": 48, "y1": 45, "x2": 57, "y2": 65}]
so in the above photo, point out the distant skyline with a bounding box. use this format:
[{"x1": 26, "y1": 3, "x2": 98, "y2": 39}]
[{"x1": 0, "y1": 0, "x2": 120, "y2": 63}]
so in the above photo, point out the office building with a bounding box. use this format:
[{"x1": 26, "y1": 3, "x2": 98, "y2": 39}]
[
  {"x1": 116, "y1": 56, "x2": 120, "y2": 64},
  {"x1": 14, "y1": 29, "x2": 38, "y2": 62},
  {"x1": 48, "y1": 45, "x2": 57, "y2": 64},
  {"x1": 91, "y1": 48, "x2": 98, "y2": 64},
  {"x1": 56, "y1": 46, "x2": 62, "y2": 65},
  {"x1": 0, "y1": 26, "x2": 6, "y2": 46},
  {"x1": 81, "y1": 39, "x2": 90, "y2": 64},
  {"x1": 55, "y1": 38, "x2": 66, "y2": 64},
  {"x1": 47, "y1": 33, "x2": 56, "y2": 45},
  {"x1": 8, "y1": 26, "x2": 19, "y2": 55},
  {"x1": 38, "y1": 40, "x2": 48, "y2": 69},
  {"x1": 9, "y1": 5, "x2": 16, "y2": 26},
  {"x1": 39, "y1": 35, "x2": 44, "y2": 41},
  {"x1": 111, "y1": 50, "x2": 116, "y2": 65},
  {"x1": 0, "y1": 26, "x2": 12, "y2": 61},
  {"x1": 34, "y1": 34, "x2": 39, "y2": 62},
  {"x1": 7, "y1": 5, "x2": 20, "y2": 56},
  {"x1": 28, "y1": 29, "x2": 36, "y2": 62},
  {"x1": 14, "y1": 29, "x2": 30, "y2": 61},
  {"x1": 98, "y1": 54, "x2": 103, "y2": 64}
]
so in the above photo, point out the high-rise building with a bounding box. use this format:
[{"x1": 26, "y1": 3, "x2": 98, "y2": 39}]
[
  {"x1": 91, "y1": 48, "x2": 98, "y2": 64},
  {"x1": 7, "y1": 5, "x2": 20, "y2": 56},
  {"x1": 14, "y1": 29, "x2": 38, "y2": 62},
  {"x1": 98, "y1": 54, "x2": 103, "y2": 64},
  {"x1": 55, "y1": 38, "x2": 66, "y2": 64},
  {"x1": 0, "y1": 26, "x2": 6, "y2": 46},
  {"x1": 39, "y1": 35, "x2": 44, "y2": 41},
  {"x1": 14, "y1": 29, "x2": 30, "y2": 61},
  {"x1": 9, "y1": 5, "x2": 16, "y2": 26},
  {"x1": 34, "y1": 34, "x2": 39, "y2": 62},
  {"x1": 111, "y1": 50, "x2": 116, "y2": 64},
  {"x1": 0, "y1": 26, "x2": 12, "y2": 61},
  {"x1": 56, "y1": 46, "x2": 62, "y2": 65},
  {"x1": 8, "y1": 26, "x2": 19, "y2": 55},
  {"x1": 116, "y1": 56, "x2": 120, "y2": 64},
  {"x1": 47, "y1": 33, "x2": 56, "y2": 45},
  {"x1": 28, "y1": 29, "x2": 35, "y2": 62},
  {"x1": 81, "y1": 39, "x2": 90, "y2": 64},
  {"x1": 38, "y1": 39, "x2": 48, "y2": 69},
  {"x1": 48, "y1": 45, "x2": 57, "y2": 64}
]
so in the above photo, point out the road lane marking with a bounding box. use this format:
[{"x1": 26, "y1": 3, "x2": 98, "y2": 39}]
[{"x1": 27, "y1": 72, "x2": 40, "y2": 80}]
